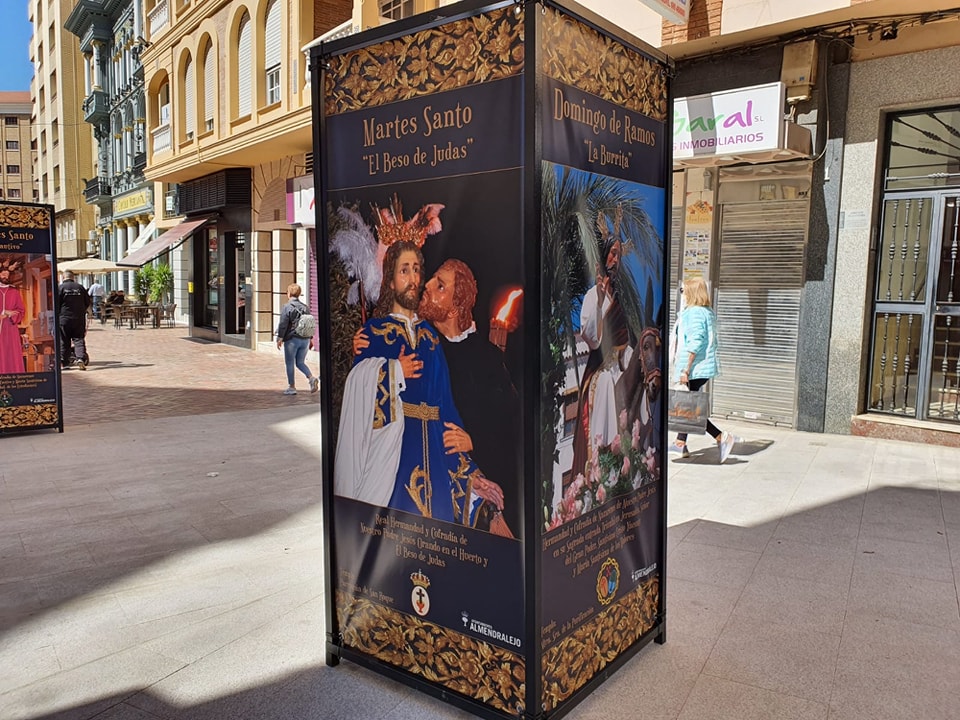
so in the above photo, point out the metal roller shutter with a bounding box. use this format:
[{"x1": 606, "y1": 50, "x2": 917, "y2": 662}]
[
  {"x1": 669, "y1": 211, "x2": 682, "y2": 330},
  {"x1": 204, "y1": 47, "x2": 215, "y2": 130},
  {"x1": 237, "y1": 16, "x2": 252, "y2": 117},
  {"x1": 265, "y1": 1, "x2": 281, "y2": 70},
  {"x1": 713, "y1": 201, "x2": 808, "y2": 426},
  {"x1": 184, "y1": 57, "x2": 195, "y2": 137}
]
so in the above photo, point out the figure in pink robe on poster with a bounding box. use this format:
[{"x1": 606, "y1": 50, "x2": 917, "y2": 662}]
[{"x1": 0, "y1": 266, "x2": 26, "y2": 374}]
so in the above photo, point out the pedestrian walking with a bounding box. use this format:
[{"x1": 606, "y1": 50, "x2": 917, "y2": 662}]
[
  {"x1": 58, "y1": 271, "x2": 92, "y2": 370},
  {"x1": 275, "y1": 283, "x2": 319, "y2": 395},
  {"x1": 668, "y1": 276, "x2": 735, "y2": 462},
  {"x1": 88, "y1": 279, "x2": 105, "y2": 319}
]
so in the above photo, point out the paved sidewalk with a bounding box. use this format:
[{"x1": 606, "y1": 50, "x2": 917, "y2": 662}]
[
  {"x1": 1, "y1": 329, "x2": 959, "y2": 720},
  {"x1": 57, "y1": 323, "x2": 320, "y2": 426}
]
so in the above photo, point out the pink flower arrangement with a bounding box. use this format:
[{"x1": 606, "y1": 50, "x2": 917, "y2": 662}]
[{"x1": 547, "y1": 417, "x2": 660, "y2": 529}]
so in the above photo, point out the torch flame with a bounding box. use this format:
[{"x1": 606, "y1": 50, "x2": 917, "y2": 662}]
[{"x1": 494, "y1": 289, "x2": 523, "y2": 323}]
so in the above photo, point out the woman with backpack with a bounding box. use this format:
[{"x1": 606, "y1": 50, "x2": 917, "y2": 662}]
[{"x1": 276, "y1": 283, "x2": 319, "y2": 395}]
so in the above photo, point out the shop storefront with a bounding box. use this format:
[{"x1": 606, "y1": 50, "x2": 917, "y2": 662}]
[
  {"x1": 827, "y1": 43, "x2": 960, "y2": 441},
  {"x1": 670, "y1": 81, "x2": 813, "y2": 427},
  {"x1": 177, "y1": 168, "x2": 251, "y2": 346},
  {"x1": 866, "y1": 105, "x2": 960, "y2": 425}
]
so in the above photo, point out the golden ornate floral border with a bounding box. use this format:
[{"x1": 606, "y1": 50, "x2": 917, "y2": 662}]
[
  {"x1": 541, "y1": 7, "x2": 668, "y2": 123},
  {"x1": 541, "y1": 575, "x2": 660, "y2": 713},
  {"x1": 336, "y1": 590, "x2": 525, "y2": 714},
  {"x1": 0, "y1": 404, "x2": 59, "y2": 430},
  {"x1": 324, "y1": 6, "x2": 525, "y2": 117},
  {"x1": 0, "y1": 205, "x2": 51, "y2": 230}
]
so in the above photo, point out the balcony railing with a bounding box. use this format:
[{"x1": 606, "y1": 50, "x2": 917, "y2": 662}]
[
  {"x1": 83, "y1": 177, "x2": 111, "y2": 204},
  {"x1": 152, "y1": 124, "x2": 171, "y2": 154},
  {"x1": 83, "y1": 89, "x2": 110, "y2": 124},
  {"x1": 148, "y1": 0, "x2": 169, "y2": 38}
]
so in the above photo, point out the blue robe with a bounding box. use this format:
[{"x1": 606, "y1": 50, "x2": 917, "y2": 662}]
[{"x1": 355, "y1": 313, "x2": 483, "y2": 525}]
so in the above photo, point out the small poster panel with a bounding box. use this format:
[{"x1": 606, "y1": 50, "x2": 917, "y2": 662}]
[
  {"x1": 321, "y1": 6, "x2": 527, "y2": 714},
  {"x1": 537, "y1": 7, "x2": 668, "y2": 712},
  {"x1": 0, "y1": 203, "x2": 60, "y2": 434}
]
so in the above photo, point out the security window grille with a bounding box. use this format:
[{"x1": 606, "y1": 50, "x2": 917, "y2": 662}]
[
  {"x1": 5, "y1": 140, "x2": 18, "y2": 150},
  {"x1": 6, "y1": 165, "x2": 19, "y2": 174},
  {"x1": 8, "y1": 189, "x2": 19, "y2": 198},
  {"x1": 379, "y1": 0, "x2": 413, "y2": 20},
  {"x1": 868, "y1": 105, "x2": 960, "y2": 423},
  {"x1": 3, "y1": 117, "x2": 16, "y2": 125}
]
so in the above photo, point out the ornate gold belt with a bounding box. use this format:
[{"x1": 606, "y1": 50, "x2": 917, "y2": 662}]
[{"x1": 402, "y1": 401, "x2": 440, "y2": 421}]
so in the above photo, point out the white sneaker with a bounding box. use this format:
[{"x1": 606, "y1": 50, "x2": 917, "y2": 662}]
[
  {"x1": 718, "y1": 432, "x2": 736, "y2": 463},
  {"x1": 283, "y1": 387, "x2": 297, "y2": 395}
]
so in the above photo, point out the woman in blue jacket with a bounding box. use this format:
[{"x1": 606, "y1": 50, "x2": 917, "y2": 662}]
[{"x1": 670, "y1": 276, "x2": 736, "y2": 463}]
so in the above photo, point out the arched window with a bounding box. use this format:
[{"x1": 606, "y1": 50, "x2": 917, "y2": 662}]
[
  {"x1": 202, "y1": 40, "x2": 215, "y2": 132},
  {"x1": 159, "y1": 79, "x2": 170, "y2": 125},
  {"x1": 125, "y1": 103, "x2": 135, "y2": 164},
  {"x1": 134, "y1": 94, "x2": 145, "y2": 153},
  {"x1": 183, "y1": 53, "x2": 195, "y2": 140},
  {"x1": 152, "y1": 75, "x2": 172, "y2": 154},
  {"x1": 112, "y1": 114, "x2": 123, "y2": 174},
  {"x1": 264, "y1": 0, "x2": 281, "y2": 106},
  {"x1": 237, "y1": 12, "x2": 252, "y2": 118}
]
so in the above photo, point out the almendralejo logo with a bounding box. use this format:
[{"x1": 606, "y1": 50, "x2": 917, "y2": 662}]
[{"x1": 459, "y1": 611, "x2": 522, "y2": 648}]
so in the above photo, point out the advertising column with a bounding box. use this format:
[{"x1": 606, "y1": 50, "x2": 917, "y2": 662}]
[
  {"x1": 0, "y1": 203, "x2": 61, "y2": 434},
  {"x1": 320, "y1": 6, "x2": 527, "y2": 715},
  {"x1": 537, "y1": 8, "x2": 669, "y2": 712}
]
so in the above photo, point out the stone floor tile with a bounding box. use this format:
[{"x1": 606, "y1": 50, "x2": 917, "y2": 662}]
[{"x1": 677, "y1": 674, "x2": 828, "y2": 720}]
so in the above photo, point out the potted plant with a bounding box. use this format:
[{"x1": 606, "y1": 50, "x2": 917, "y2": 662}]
[
  {"x1": 149, "y1": 264, "x2": 174, "y2": 305},
  {"x1": 133, "y1": 265, "x2": 155, "y2": 303}
]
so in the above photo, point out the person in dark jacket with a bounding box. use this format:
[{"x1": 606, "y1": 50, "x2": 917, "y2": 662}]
[
  {"x1": 419, "y1": 259, "x2": 521, "y2": 537},
  {"x1": 275, "y1": 283, "x2": 318, "y2": 395},
  {"x1": 57, "y1": 271, "x2": 92, "y2": 370}
]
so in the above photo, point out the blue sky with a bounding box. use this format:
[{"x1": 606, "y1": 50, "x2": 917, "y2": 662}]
[{"x1": 0, "y1": 7, "x2": 34, "y2": 92}]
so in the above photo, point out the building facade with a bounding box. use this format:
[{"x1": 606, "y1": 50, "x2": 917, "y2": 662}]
[
  {"x1": 139, "y1": 0, "x2": 350, "y2": 347},
  {"x1": 102, "y1": 0, "x2": 960, "y2": 440},
  {"x1": 0, "y1": 93, "x2": 37, "y2": 205},
  {"x1": 572, "y1": 0, "x2": 960, "y2": 443},
  {"x1": 65, "y1": 0, "x2": 154, "y2": 296},
  {"x1": 29, "y1": 0, "x2": 96, "y2": 260}
]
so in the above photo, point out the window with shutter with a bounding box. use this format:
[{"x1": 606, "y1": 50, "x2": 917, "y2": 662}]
[
  {"x1": 237, "y1": 14, "x2": 252, "y2": 118},
  {"x1": 203, "y1": 43, "x2": 214, "y2": 132},
  {"x1": 264, "y1": 0, "x2": 281, "y2": 106},
  {"x1": 184, "y1": 55, "x2": 195, "y2": 139}
]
